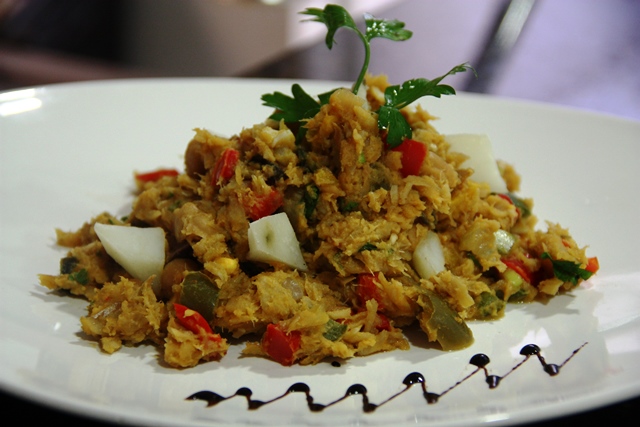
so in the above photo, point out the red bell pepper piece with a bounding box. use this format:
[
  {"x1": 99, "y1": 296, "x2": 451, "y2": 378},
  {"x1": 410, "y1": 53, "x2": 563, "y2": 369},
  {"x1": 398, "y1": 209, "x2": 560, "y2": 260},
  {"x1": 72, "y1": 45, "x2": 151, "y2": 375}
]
[
  {"x1": 244, "y1": 187, "x2": 284, "y2": 221},
  {"x1": 391, "y1": 139, "x2": 427, "y2": 177},
  {"x1": 585, "y1": 256, "x2": 599, "y2": 274},
  {"x1": 502, "y1": 258, "x2": 533, "y2": 284},
  {"x1": 174, "y1": 303, "x2": 213, "y2": 335},
  {"x1": 212, "y1": 148, "x2": 239, "y2": 186},
  {"x1": 356, "y1": 274, "x2": 392, "y2": 331},
  {"x1": 356, "y1": 273, "x2": 385, "y2": 310},
  {"x1": 135, "y1": 168, "x2": 179, "y2": 182},
  {"x1": 375, "y1": 312, "x2": 392, "y2": 331},
  {"x1": 497, "y1": 193, "x2": 513, "y2": 205},
  {"x1": 496, "y1": 193, "x2": 522, "y2": 220},
  {"x1": 262, "y1": 323, "x2": 301, "y2": 366}
]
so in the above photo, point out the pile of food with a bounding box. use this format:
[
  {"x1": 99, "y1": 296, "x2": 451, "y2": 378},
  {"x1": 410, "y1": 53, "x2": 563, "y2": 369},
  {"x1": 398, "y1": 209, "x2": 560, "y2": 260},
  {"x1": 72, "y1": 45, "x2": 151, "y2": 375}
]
[{"x1": 39, "y1": 5, "x2": 598, "y2": 368}]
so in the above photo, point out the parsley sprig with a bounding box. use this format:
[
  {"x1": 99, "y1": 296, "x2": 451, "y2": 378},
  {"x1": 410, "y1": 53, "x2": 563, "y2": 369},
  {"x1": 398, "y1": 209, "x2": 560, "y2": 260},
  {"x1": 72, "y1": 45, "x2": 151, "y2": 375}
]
[
  {"x1": 261, "y1": 4, "x2": 473, "y2": 147},
  {"x1": 301, "y1": 4, "x2": 412, "y2": 93},
  {"x1": 378, "y1": 64, "x2": 473, "y2": 146}
]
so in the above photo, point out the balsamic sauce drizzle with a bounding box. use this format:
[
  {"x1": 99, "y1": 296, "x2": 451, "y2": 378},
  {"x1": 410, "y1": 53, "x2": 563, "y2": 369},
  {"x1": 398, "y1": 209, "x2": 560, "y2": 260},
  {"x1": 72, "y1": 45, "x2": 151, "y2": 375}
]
[{"x1": 186, "y1": 342, "x2": 587, "y2": 414}]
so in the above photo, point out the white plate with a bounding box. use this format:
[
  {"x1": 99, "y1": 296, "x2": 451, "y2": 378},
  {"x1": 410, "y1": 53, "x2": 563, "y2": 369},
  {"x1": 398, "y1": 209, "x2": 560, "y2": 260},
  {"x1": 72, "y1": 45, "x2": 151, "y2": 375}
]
[{"x1": 1, "y1": 78, "x2": 639, "y2": 427}]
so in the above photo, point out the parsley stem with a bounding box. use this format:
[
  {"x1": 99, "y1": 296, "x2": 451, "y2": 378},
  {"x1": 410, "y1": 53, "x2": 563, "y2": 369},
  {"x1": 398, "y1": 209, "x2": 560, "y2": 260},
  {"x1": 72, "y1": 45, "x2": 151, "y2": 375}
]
[{"x1": 353, "y1": 32, "x2": 370, "y2": 93}]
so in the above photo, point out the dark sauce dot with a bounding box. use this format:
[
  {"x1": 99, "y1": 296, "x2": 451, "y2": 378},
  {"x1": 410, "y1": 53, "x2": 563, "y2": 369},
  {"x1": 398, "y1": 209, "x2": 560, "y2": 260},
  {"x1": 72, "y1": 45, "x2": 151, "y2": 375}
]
[
  {"x1": 520, "y1": 344, "x2": 540, "y2": 356},
  {"x1": 403, "y1": 372, "x2": 425, "y2": 386},
  {"x1": 363, "y1": 403, "x2": 378, "y2": 413},
  {"x1": 470, "y1": 353, "x2": 490, "y2": 367},
  {"x1": 346, "y1": 384, "x2": 367, "y2": 396},
  {"x1": 186, "y1": 391, "x2": 224, "y2": 405},
  {"x1": 235, "y1": 387, "x2": 252, "y2": 397},
  {"x1": 425, "y1": 392, "x2": 440, "y2": 404},
  {"x1": 544, "y1": 364, "x2": 560, "y2": 376},
  {"x1": 248, "y1": 400, "x2": 265, "y2": 410},
  {"x1": 331, "y1": 361, "x2": 341, "y2": 367},
  {"x1": 486, "y1": 375, "x2": 501, "y2": 389},
  {"x1": 309, "y1": 403, "x2": 326, "y2": 412},
  {"x1": 288, "y1": 383, "x2": 310, "y2": 393}
]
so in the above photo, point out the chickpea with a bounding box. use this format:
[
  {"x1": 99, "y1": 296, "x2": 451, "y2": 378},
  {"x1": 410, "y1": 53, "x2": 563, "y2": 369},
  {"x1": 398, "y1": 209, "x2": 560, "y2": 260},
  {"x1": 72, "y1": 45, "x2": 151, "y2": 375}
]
[
  {"x1": 159, "y1": 258, "x2": 200, "y2": 300},
  {"x1": 184, "y1": 139, "x2": 206, "y2": 179}
]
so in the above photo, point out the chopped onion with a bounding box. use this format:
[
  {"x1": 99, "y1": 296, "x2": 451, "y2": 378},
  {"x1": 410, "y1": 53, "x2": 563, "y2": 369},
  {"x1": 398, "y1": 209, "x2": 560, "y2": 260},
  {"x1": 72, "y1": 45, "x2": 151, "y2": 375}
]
[
  {"x1": 494, "y1": 229, "x2": 516, "y2": 255},
  {"x1": 413, "y1": 231, "x2": 446, "y2": 280}
]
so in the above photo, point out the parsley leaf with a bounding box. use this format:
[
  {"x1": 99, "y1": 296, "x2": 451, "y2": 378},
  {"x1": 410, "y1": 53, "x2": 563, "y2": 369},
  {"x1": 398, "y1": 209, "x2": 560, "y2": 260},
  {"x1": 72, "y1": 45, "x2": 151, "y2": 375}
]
[
  {"x1": 261, "y1": 84, "x2": 337, "y2": 141},
  {"x1": 541, "y1": 252, "x2": 594, "y2": 286},
  {"x1": 377, "y1": 105, "x2": 412, "y2": 147},
  {"x1": 380, "y1": 64, "x2": 474, "y2": 147},
  {"x1": 302, "y1": 4, "x2": 358, "y2": 50},
  {"x1": 68, "y1": 268, "x2": 89, "y2": 285},
  {"x1": 301, "y1": 4, "x2": 411, "y2": 92},
  {"x1": 364, "y1": 15, "x2": 412, "y2": 43},
  {"x1": 261, "y1": 83, "x2": 322, "y2": 123},
  {"x1": 383, "y1": 64, "x2": 472, "y2": 109}
]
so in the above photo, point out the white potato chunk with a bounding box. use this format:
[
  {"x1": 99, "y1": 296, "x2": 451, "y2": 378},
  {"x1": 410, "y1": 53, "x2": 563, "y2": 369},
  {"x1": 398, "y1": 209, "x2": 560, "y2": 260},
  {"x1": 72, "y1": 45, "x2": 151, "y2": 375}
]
[
  {"x1": 445, "y1": 133, "x2": 508, "y2": 194},
  {"x1": 413, "y1": 231, "x2": 446, "y2": 280},
  {"x1": 94, "y1": 223, "x2": 166, "y2": 289},
  {"x1": 247, "y1": 212, "x2": 308, "y2": 271}
]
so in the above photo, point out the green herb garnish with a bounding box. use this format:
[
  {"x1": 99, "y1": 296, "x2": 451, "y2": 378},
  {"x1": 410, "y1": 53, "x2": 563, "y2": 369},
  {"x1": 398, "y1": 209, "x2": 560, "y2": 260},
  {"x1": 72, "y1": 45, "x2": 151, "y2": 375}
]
[
  {"x1": 68, "y1": 268, "x2": 89, "y2": 285},
  {"x1": 303, "y1": 184, "x2": 320, "y2": 220},
  {"x1": 541, "y1": 252, "x2": 593, "y2": 286},
  {"x1": 261, "y1": 4, "x2": 473, "y2": 149},
  {"x1": 378, "y1": 64, "x2": 474, "y2": 147},
  {"x1": 323, "y1": 318, "x2": 347, "y2": 341},
  {"x1": 301, "y1": 4, "x2": 412, "y2": 92},
  {"x1": 338, "y1": 198, "x2": 359, "y2": 213},
  {"x1": 358, "y1": 243, "x2": 378, "y2": 252},
  {"x1": 261, "y1": 85, "x2": 336, "y2": 141},
  {"x1": 261, "y1": 84, "x2": 324, "y2": 124},
  {"x1": 506, "y1": 192, "x2": 532, "y2": 218}
]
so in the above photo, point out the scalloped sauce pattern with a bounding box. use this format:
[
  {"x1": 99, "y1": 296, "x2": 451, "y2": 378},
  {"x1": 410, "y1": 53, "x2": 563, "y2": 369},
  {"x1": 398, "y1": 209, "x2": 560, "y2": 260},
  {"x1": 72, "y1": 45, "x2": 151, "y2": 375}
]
[{"x1": 187, "y1": 343, "x2": 587, "y2": 413}]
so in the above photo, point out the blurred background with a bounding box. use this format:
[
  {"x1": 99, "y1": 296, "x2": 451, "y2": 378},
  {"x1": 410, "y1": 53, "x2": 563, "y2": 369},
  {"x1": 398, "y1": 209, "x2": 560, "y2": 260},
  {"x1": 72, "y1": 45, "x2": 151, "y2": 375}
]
[{"x1": 1, "y1": 0, "x2": 639, "y2": 120}]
